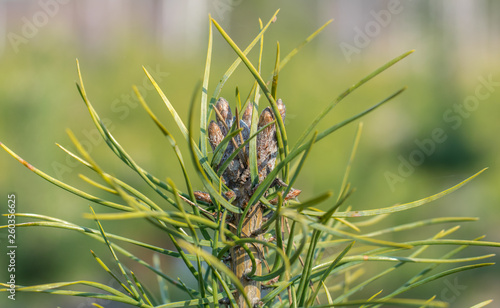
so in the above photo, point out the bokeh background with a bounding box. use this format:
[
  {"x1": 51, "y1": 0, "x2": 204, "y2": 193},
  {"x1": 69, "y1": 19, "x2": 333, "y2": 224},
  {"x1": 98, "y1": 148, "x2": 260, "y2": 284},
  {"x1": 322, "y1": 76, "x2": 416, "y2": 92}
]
[{"x1": 1, "y1": 1, "x2": 499, "y2": 307}]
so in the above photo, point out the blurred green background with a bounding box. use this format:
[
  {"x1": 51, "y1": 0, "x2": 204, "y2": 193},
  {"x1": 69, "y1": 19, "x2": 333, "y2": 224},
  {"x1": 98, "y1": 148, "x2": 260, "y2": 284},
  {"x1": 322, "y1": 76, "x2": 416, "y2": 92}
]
[{"x1": 1, "y1": 1, "x2": 499, "y2": 307}]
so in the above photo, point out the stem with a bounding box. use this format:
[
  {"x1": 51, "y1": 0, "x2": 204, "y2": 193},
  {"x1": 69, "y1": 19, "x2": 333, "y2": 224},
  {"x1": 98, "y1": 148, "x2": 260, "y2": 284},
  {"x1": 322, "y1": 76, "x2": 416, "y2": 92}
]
[{"x1": 231, "y1": 204, "x2": 263, "y2": 307}]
